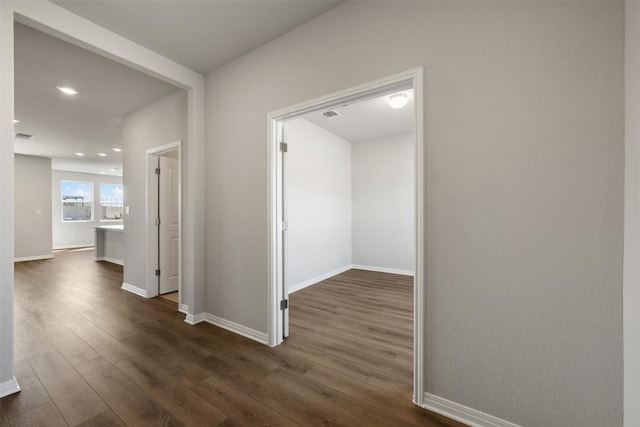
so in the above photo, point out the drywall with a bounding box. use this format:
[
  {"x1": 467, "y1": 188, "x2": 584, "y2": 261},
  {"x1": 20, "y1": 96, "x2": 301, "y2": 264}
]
[
  {"x1": 352, "y1": 133, "x2": 413, "y2": 273},
  {"x1": 122, "y1": 89, "x2": 187, "y2": 295},
  {"x1": 285, "y1": 118, "x2": 351, "y2": 291},
  {"x1": 625, "y1": 1, "x2": 640, "y2": 425},
  {"x1": 205, "y1": 2, "x2": 624, "y2": 425},
  {"x1": 14, "y1": 155, "x2": 52, "y2": 260},
  {"x1": 51, "y1": 170, "x2": 122, "y2": 249}
]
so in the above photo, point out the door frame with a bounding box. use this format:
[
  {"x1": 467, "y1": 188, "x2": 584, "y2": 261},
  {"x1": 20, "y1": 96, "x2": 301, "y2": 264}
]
[
  {"x1": 266, "y1": 67, "x2": 426, "y2": 406},
  {"x1": 146, "y1": 141, "x2": 183, "y2": 308}
]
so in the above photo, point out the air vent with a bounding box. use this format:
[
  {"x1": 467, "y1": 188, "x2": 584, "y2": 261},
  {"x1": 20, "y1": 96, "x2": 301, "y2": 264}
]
[
  {"x1": 14, "y1": 132, "x2": 33, "y2": 140},
  {"x1": 322, "y1": 109, "x2": 342, "y2": 119}
]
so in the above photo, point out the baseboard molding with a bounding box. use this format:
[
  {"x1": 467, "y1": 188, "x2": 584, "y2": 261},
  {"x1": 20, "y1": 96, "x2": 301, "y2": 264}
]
[
  {"x1": 202, "y1": 313, "x2": 269, "y2": 345},
  {"x1": 14, "y1": 254, "x2": 53, "y2": 262},
  {"x1": 95, "y1": 256, "x2": 123, "y2": 266},
  {"x1": 179, "y1": 303, "x2": 189, "y2": 314},
  {"x1": 53, "y1": 244, "x2": 94, "y2": 250},
  {"x1": 0, "y1": 378, "x2": 20, "y2": 398},
  {"x1": 422, "y1": 393, "x2": 522, "y2": 427},
  {"x1": 121, "y1": 282, "x2": 149, "y2": 298},
  {"x1": 351, "y1": 264, "x2": 414, "y2": 276},
  {"x1": 289, "y1": 264, "x2": 352, "y2": 294},
  {"x1": 184, "y1": 312, "x2": 205, "y2": 325}
]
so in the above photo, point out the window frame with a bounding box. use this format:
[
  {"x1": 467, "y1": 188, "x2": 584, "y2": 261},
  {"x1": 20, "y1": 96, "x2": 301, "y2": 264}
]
[
  {"x1": 61, "y1": 180, "x2": 94, "y2": 223},
  {"x1": 99, "y1": 183, "x2": 124, "y2": 222}
]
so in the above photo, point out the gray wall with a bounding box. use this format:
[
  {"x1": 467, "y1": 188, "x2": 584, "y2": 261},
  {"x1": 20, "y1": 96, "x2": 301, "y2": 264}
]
[
  {"x1": 352, "y1": 133, "x2": 413, "y2": 272},
  {"x1": 625, "y1": 1, "x2": 640, "y2": 425},
  {"x1": 285, "y1": 118, "x2": 352, "y2": 290},
  {"x1": 14, "y1": 154, "x2": 52, "y2": 260},
  {"x1": 52, "y1": 170, "x2": 122, "y2": 249},
  {"x1": 205, "y1": 2, "x2": 623, "y2": 426},
  {"x1": 122, "y1": 89, "x2": 187, "y2": 293}
]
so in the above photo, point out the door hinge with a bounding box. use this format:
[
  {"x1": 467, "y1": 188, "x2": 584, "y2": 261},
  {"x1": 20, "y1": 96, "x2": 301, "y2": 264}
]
[
  {"x1": 155, "y1": 269, "x2": 161, "y2": 276},
  {"x1": 280, "y1": 142, "x2": 288, "y2": 152},
  {"x1": 280, "y1": 299, "x2": 289, "y2": 310},
  {"x1": 279, "y1": 221, "x2": 288, "y2": 232},
  {"x1": 155, "y1": 218, "x2": 160, "y2": 226},
  {"x1": 155, "y1": 167, "x2": 161, "y2": 175}
]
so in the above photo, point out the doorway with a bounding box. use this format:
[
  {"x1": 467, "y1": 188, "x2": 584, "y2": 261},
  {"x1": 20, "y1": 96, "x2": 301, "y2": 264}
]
[
  {"x1": 146, "y1": 142, "x2": 182, "y2": 309},
  {"x1": 267, "y1": 68, "x2": 425, "y2": 405}
]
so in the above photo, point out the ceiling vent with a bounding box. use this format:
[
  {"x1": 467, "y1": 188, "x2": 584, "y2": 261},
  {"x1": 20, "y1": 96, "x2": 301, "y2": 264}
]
[
  {"x1": 322, "y1": 109, "x2": 342, "y2": 119},
  {"x1": 14, "y1": 132, "x2": 33, "y2": 140}
]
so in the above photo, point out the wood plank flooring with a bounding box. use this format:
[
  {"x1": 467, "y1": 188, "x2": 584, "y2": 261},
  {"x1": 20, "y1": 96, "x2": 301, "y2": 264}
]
[{"x1": 2, "y1": 250, "x2": 465, "y2": 426}]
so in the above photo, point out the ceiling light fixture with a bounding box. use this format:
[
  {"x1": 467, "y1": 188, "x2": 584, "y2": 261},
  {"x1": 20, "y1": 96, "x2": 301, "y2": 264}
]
[
  {"x1": 56, "y1": 86, "x2": 78, "y2": 95},
  {"x1": 112, "y1": 148, "x2": 122, "y2": 152},
  {"x1": 13, "y1": 119, "x2": 20, "y2": 123},
  {"x1": 111, "y1": 167, "x2": 122, "y2": 172},
  {"x1": 75, "y1": 152, "x2": 84, "y2": 156},
  {"x1": 98, "y1": 153, "x2": 107, "y2": 157},
  {"x1": 388, "y1": 93, "x2": 408, "y2": 109}
]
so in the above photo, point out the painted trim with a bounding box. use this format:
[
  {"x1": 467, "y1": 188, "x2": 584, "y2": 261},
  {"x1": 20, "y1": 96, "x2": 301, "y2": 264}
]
[
  {"x1": 14, "y1": 254, "x2": 53, "y2": 263},
  {"x1": 288, "y1": 265, "x2": 352, "y2": 294},
  {"x1": 203, "y1": 313, "x2": 269, "y2": 345},
  {"x1": 179, "y1": 303, "x2": 189, "y2": 314},
  {"x1": 0, "y1": 377, "x2": 20, "y2": 398},
  {"x1": 422, "y1": 394, "x2": 522, "y2": 427},
  {"x1": 53, "y1": 244, "x2": 95, "y2": 250},
  {"x1": 184, "y1": 312, "x2": 205, "y2": 325},
  {"x1": 351, "y1": 264, "x2": 414, "y2": 276},
  {"x1": 121, "y1": 282, "x2": 149, "y2": 298},
  {"x1": 95, "y1": 256, "x2": 123, "y2": 266},
  {"x1": 267, "y1": 68, "x2": 426, "y2": 404}
]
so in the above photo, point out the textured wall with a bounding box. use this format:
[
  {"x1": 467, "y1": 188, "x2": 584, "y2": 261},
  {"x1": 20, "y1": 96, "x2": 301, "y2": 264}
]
[{"x1": 205, "y1": 2, "x2": 623, "y2": 425}]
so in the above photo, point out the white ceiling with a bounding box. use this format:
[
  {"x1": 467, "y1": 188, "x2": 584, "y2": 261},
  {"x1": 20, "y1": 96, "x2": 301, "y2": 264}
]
[
  {"x1": 51, "y1": 0, "x2": 345, "y2": 75},
  {"x1": 302, "y1": 89, "x2": 414, "y2": 143},
  {"x1": 14, "y1": 22, "x2": 180, "y2": 176}
]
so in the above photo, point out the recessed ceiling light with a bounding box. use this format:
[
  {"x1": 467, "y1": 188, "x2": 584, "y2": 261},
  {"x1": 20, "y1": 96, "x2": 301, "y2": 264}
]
[
  {"x1": 100, "y1": 172, "x2": 106, "y2": 175},
  {"x1": 388, "y1": 93, "x2": 408, "y2": 109},
  {"x1": 13, "y1": 119, "x2": 20, "y2": 123},
  {"x1": 112, "y1": 148, "x2": 122, "y2": 152},
  {"x1": 57, "y1": 86, "x2": 78, "y2": 95},
  {"x1": 111, "y1": 167, "x2": 122, "y2": 172},
  {"x1": 98, "y1": 153, "x2": 107, "y2": 157},
  {"x1": 75, "y1": 152, "x2": 84, "y2": 157}
]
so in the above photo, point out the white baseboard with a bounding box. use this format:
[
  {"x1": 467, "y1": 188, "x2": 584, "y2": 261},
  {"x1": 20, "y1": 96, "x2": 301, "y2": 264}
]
[
  {"x1": 202, "y1": 313, "x2": 269, "y2": 345},
  {"x1": 14, "y1": 254, "x2": 53, "y2": 262},
  {"x1": 289, "y1": 264, "x2": 352, "y2": 294},
  {"x1": 422, "y1": 393, "x2": 522, "y2": 427},
  {"x1": 95, "y1": 256, "x2": 123, "y2": 266},
  {"x1": 179, "y1": 303, "x2": 189, "y2": 314},
  {"x1": 184, "y1": 312, "x2": 205, "y2": 325},
  {"x1": 121, "y1": 282, "x2": 149, "y2": 298},
  {"x1": 53, "y1": 244, "x2": 94, "y2": 250},
  {"x1": 0, "y1": 377, "x2": 20, "y2": 398},
  {"x1": 351, "y1": 264, "x2": 414, "y2": 276}
]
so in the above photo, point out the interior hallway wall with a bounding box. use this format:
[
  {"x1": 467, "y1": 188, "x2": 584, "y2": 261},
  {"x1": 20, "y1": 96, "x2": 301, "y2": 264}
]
[
  {"x1": 352, "y1": 132, "x2": 414, "y2": 273},
  {"x1": 285, "y1": 118, "x2": 352, "y2": 292},
  {"x1": 14, "y1": 154, "x2": 52, "y2": 260},
  {"x1": 205, "y1": 2, "x2": 624, "y2": 425},
  {"x1": 122, "y1": 89, "x2": 187, "y2": 294}
]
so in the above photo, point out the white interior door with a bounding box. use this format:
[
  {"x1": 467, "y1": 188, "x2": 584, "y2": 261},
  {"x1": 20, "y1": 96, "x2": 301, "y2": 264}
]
[
  {"x1": 278, "y1": 122, "x2": 290, "y2": 338},
  {"x1": 159, "y1": 154, "x2": 180, "y2": 294}
]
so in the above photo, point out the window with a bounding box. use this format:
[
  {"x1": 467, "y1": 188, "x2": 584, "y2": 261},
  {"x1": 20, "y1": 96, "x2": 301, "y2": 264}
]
[
  {"x1": 61, "y1": 181, "x2": 93, "y2": 222},
  {"x1": 100, "y1": 183, "x2": 124, "y2": 221}
]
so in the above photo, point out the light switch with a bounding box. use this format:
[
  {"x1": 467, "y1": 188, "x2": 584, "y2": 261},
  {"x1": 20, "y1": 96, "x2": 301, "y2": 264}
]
[
  {"x1": 125, "y1": 206, "x2": 130, "y2": 215},
  {"x1": 36, "y1": 209, "x2": 41, "y2": 215}
]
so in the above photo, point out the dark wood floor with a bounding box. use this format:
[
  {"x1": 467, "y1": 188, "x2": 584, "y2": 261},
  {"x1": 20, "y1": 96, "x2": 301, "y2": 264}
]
[{"x1": 1, "y1": 250, "x2": 465, "y2": 427}]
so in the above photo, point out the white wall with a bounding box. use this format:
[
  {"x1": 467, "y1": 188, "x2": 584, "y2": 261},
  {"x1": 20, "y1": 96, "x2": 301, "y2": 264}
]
[
  {"x1": 625, "y1": 1, "x2": 640, "y2": 425},
  {"x1": 52, "y1": 170, "x2": 122, "y2": 249},
  {"x1": 14, "y1": 154, "x2": 52, "y2": 260},
  {"x1": 122, "y1": 89, "x2": 187, "y2": 295},
  {"x1": 352, "y1": 133, "x2": 414, "y2": 273},
  {"x1": 205, "y1": 2, "x2": 623, "y2": 426},
  {"x1": 285, "y1": 118, "x2": 352, "y2": 291}
]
